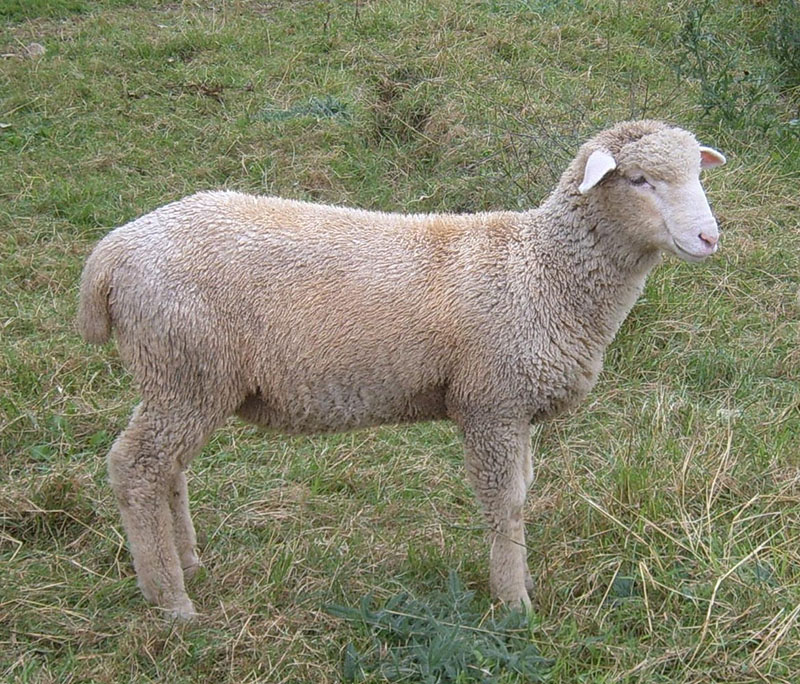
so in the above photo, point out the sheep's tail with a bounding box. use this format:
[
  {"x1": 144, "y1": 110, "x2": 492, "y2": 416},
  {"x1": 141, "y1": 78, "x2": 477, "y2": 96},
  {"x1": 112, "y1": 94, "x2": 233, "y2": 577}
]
[{"x1": 77, "y1": 246, "x2": 114, "y2": 344}]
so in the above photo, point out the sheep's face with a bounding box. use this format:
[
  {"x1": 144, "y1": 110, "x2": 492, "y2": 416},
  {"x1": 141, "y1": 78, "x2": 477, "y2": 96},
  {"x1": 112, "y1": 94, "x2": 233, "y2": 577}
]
[{"x1": 579, "y1": 128, "x2": 726, "y2": 263}]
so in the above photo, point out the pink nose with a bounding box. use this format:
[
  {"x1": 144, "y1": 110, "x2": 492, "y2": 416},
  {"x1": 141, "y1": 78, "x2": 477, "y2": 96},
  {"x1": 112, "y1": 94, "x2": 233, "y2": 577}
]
[{"x1": 699, "y1": 231, "x2": 719, "y2": 247}]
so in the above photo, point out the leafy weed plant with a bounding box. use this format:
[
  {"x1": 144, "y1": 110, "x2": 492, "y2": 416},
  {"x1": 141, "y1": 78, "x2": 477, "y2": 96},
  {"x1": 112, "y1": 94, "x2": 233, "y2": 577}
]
[{"x1": 328, "y1": 573, "x2": 550, "y2": 683}]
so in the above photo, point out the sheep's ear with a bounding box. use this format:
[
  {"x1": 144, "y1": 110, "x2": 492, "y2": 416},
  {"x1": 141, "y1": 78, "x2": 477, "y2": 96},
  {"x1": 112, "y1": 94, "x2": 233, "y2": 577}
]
[
  {"x1": 700, "y1": 146, "x2": 726, "y2": 168},
  {"x1": 579, "y1": 149, "x2": 617, "y2": 194}
]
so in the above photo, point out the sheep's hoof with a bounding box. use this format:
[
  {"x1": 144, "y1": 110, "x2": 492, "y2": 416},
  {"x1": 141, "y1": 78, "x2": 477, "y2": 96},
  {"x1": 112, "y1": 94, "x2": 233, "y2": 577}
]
[
  {"x1": 164, "y1": 597, "x2": 198, "y2": 622},
  {"x1": 494, "y1": 588, "x2": 532, "y2": 613},
  {"x1": 516, "y1": 592, "x2": 533, "y2": 613}
]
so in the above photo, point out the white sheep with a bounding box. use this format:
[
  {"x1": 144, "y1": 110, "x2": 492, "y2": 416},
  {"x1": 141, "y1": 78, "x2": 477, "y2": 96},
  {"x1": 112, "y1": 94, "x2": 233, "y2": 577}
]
[{"x1": 78, "y1": 120, "x2": 726, "y2": 619}]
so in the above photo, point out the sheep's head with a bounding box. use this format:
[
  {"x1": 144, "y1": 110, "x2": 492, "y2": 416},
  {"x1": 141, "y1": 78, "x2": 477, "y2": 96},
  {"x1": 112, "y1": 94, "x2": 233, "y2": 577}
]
[{"x1": 577, "y1": 121, "x2": 726, "y2": 262}]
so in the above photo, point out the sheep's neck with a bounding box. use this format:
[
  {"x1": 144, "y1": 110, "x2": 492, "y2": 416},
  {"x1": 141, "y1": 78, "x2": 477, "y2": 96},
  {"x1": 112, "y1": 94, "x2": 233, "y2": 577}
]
[{"x1": 523, "y1": 195, "x2": 661, "y2": 346}]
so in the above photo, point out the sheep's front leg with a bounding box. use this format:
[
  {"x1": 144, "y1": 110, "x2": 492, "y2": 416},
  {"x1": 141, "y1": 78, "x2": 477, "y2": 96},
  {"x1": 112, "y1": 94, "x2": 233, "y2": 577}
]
[{"x1": 462, "y1": 420, "x2": 532, "y2": 610}]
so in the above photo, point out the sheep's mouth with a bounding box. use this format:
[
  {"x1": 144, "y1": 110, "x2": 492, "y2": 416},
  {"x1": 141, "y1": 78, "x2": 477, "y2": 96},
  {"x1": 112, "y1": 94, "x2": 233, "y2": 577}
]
[{"x1": 671, "y1": 237, "x2": 716, "y2": 263}]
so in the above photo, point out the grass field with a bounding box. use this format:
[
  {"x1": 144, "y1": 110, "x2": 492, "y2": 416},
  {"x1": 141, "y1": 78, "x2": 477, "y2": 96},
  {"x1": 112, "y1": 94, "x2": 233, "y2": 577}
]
[{"x1": 1, "y1": 0, "x2": 799, "y2": 681}]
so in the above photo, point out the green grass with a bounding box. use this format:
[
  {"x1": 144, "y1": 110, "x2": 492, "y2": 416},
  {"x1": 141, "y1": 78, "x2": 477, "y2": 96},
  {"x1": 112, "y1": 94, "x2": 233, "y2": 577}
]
[{"x1": 2, "y1": 0, "x2": 799, "y2": 682}]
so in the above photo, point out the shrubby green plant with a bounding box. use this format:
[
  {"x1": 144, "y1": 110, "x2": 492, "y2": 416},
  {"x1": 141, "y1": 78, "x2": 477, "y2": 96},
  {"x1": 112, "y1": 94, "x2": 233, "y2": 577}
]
[
  {"x1": 770, "y1": 0, "x2": 800, "y2": 92},
  {"x1": 672, "y1": 0, "x2": 779, "y2": 132}
]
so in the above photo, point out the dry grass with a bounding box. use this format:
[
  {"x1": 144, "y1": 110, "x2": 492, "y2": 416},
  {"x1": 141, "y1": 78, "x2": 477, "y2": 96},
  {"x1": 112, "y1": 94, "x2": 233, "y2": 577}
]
[{"x1": 1, "y1": 0, "x2": 799, "y2": 681}]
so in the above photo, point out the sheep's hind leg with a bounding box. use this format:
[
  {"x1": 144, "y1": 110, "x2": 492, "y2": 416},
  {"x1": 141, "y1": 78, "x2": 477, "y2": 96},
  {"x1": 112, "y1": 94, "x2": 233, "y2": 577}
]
[
  {"x1": 462, "y1": 419, "x2": 532, "y2": 610},
  {"x1": 522, "y1": 436, "x2": 535, "y2": 595},
  {"x1": 170, "y1": 470, "x2": 202, "y2": 581},
  {"x1": 108, "y1": 403, "x2": 211, "y2": 620}
]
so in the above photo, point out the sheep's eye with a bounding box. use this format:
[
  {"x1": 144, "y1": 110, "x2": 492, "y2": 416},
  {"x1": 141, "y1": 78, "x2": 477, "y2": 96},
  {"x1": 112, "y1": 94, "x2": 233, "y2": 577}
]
[{"x1": 629, "y1": 175, "x2": 651, "y2": 187}]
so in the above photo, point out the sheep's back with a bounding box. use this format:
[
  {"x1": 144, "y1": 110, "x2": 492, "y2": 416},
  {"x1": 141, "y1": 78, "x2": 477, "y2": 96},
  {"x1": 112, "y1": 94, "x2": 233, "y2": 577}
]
[{"x1": 103, "y1": 192, "x2": 476, "y2": 427}]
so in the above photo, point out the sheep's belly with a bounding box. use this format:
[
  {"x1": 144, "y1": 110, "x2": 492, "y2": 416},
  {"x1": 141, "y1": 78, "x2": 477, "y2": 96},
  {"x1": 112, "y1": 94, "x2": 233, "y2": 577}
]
[{"x1": 235, "y1": 382, "x2": 448, "y2": 434}]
